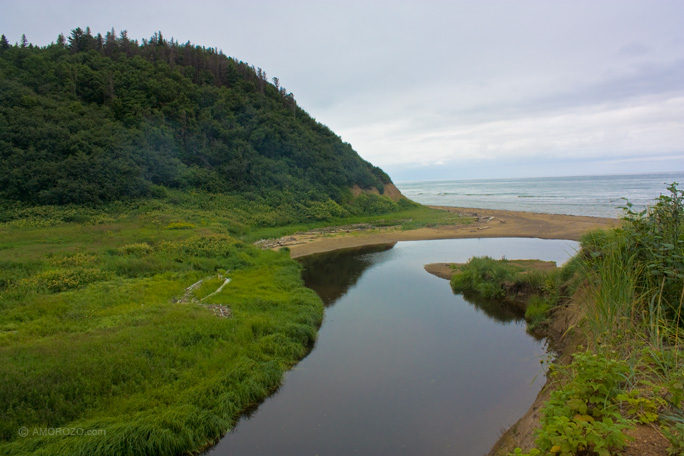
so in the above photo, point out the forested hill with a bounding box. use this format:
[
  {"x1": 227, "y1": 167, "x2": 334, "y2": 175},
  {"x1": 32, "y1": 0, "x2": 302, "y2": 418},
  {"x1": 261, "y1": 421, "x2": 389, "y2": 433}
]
[{"x1": 0, "y1": 28, "x2": 392, "y2": 207}]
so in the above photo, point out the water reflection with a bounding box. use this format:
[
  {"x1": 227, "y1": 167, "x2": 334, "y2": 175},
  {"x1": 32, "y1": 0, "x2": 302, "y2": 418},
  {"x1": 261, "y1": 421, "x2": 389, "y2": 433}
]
[
  {"x1": 298, "y1": 243, "x2": 396, "y2": 305},
  {"x1": 460, "y1": 290, "x2": 526, "y2": 323}
]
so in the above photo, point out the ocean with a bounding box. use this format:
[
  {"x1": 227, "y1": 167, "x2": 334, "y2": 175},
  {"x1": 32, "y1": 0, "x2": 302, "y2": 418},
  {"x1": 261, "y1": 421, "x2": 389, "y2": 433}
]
[{"x1": 395, "y1": 172, "x2": 684, "y2": 219}]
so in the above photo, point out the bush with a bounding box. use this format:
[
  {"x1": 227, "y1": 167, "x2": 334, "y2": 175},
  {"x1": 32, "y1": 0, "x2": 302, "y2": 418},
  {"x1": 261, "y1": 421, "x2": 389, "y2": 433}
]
[
  {"x1": 451, "y1": 256, "x2": 515, "y2": 299},
  {"x1": 514, "y1": 351, "x2": 634, "y2": 456},
  {"x1": 620, "y1": 183, "x2": 684, "y2": 324},
  {"x1": 21, "y1": 268, "x2": 112, "y2": 293}
]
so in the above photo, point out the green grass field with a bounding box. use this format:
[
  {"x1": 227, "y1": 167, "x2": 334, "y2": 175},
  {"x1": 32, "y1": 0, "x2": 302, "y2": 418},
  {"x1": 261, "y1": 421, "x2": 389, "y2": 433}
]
[{"x1": 0, "y1": 205, "x2": 326, "y2": 455}]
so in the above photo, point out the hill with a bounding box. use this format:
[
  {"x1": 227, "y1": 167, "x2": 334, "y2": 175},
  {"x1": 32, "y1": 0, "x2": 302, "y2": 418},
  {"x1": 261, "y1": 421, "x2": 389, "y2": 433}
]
[
  {"x1": 0, "y1": 28, "x2": 432, "y2": 456},
  {"x1": 0, "y1": 28, "x2": 394, "y2": 213}
]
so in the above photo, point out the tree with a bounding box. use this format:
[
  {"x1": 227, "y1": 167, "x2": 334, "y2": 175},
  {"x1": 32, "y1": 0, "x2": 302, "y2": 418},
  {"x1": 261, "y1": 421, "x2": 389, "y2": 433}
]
[
  {"x1": 68, "y1": 27, "x2": 85, "y2": 52},
  {"x1": 69, "y1": 27, "x2": 97, "y2": 54},
  {"x1": 0, "y1": 34, "x2": 9, "y2": 52},
  {"x1": 21, "y1": 34, "x2": 28, "y2": 48},
  {"x1": 104, "y1": 28, "x2": 117, "y2": 56},
  {"x1": 119, "y1": 30, "x2": 133, "y2": 57}
]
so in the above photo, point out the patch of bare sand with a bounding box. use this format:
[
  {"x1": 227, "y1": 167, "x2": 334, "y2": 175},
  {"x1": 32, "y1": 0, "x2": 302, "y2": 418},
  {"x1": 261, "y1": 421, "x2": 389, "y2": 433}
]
[{"x1": 274, "y1": 207, "x2": 618, "y2": 258}]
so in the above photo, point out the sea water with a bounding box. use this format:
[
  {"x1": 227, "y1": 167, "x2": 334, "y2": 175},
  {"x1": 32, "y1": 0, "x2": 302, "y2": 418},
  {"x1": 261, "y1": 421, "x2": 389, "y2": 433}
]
[{"x1": 395, "y1": 172, "x2": 684, "y2": 218}]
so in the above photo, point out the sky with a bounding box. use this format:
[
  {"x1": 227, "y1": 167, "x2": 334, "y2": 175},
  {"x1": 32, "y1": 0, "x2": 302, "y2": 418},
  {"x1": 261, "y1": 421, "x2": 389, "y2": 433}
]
[{"x1": 2, "y1": 0, "x2": 683, "y2": 182}]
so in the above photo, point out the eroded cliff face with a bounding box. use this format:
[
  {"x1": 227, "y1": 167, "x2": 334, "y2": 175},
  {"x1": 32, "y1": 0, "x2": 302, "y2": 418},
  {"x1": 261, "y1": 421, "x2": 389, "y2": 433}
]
[{"x1": 351, "y1": 183, "x2": 406, "y2": 202}]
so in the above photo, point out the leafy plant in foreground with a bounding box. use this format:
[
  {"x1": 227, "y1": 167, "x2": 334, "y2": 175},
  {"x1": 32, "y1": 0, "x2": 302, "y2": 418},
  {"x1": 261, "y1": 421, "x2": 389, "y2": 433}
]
[{"x1": 512, "y1": 351, "x2": 634, "y2": 456}]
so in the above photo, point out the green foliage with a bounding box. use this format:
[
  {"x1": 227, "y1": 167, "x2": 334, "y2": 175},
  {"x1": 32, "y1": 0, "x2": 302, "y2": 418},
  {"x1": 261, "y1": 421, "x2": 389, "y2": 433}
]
[
  {"x1": 620, "y1": 183, "x2": 684, "y2": 324},
  {"x1": 514, "y1": 351, "x2": 634, "y2": 456},
  {"x1": 0, "y1": 29, "x2": 392, "y2": 209},
  {"x1": 516, "y1": 184, "x2": 684, "y2": 456},
  {"x1": 524, "y1": 295, "x2": 553, "y2": 326},
  {"x1": 164, "y1": 221, "x2": 195, "y2": 230},
  {"x1": 21, "y1": 267, "x2": 113, "y2": 293},
  {"x1": 451, "y1": 257, "x2": 569, "y2": 328},
  {"x1": 451, "y1": 256, "x2": 516, "y2": 299},
  {"x1": 662, "y1": 422, "x2": 684, "y2": 455},
  {"x1": 582, "y1": 183, "x2": 684, "y2": 339},
  {"x1": 616, "y1": 386, "x2": 664, "y2": 424},
  {"x1": 116, "y1": 243, "x2": 154, "y2": 256},
  {"x1": 0, "y1": 209, "x2": 324, "y2": 456}
]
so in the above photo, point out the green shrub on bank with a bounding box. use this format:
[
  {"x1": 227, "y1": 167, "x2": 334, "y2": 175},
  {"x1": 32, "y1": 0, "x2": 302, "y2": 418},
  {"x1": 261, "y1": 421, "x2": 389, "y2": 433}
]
[
  {"x1": 513, "y1": 352, "x2": 634, "y2": 456},
  {"x1": 513, "y1": 183, "x2": 684, "y2": 455},
  {"x1": 581, "y1": 183, "x2": 684, "y2": 341},
  {"x1": 450, "y1": 256, "x2": 517, "y2": 299},
  {"x1": 20, "y1": 268, "x2": 113, "y2": 293},
  {"x1": 524, "y1": 295, "x2": 554, "y2": 327},
  {"x1": 450, "y1": 257, "x2": 570, "y2": 329}
]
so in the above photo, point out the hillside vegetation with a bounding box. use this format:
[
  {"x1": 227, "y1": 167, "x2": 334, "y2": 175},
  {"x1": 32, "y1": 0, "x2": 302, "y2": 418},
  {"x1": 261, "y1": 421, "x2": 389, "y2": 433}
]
[{"x1": 0, "y1": 28, "x2": 391, "y2": 212}]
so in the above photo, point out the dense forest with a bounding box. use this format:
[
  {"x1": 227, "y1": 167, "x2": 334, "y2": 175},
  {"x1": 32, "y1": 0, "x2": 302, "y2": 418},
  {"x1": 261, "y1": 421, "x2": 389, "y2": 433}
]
[{"x1": 0, "y1": 28, "x2": 392, "y2": 207}]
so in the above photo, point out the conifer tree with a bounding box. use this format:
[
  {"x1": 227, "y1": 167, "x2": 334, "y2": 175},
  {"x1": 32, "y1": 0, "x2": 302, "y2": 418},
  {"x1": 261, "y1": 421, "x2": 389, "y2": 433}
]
[{"x1": 0, "y1": 34, "x2": 9, "y2": 52}]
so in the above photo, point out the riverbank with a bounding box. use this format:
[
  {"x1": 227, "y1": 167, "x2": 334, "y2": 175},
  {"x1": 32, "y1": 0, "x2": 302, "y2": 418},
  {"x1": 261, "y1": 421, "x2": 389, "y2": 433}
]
[
  {"x1": 270, "y1": 206, "x2": 673, "y2": 455},
  {"x1": 268, "y1": 206, "x2": 619, "y2": 258},
  {"x1": 425, "y1": 261, "x2": 670, "y2": 456}
]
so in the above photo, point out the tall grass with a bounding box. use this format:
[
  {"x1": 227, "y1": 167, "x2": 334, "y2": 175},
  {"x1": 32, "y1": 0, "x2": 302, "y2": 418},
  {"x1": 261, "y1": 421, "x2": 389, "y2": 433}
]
[
  {"x1": 580, "y1": 231, "x2": 645, "y2": 341},
  {"x1": 0, "y1": 206, "x2": 324, "y2": 455},
  {"x1": 581, "y1": 184, "x2": 684, "y2": 346}
]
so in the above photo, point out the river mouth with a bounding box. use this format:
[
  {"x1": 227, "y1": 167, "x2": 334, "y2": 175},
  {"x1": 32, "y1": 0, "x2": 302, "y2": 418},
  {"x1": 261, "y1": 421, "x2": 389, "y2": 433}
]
[{"x1": 204, "y1": 238, "x2": 578, "y2": 456}]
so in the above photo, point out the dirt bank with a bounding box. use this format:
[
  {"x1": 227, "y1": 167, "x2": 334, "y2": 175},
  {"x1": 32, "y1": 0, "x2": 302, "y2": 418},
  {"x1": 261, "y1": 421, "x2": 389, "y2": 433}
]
[{"x1": 271, "y1": 207, "x2": 619, "y2": 258}]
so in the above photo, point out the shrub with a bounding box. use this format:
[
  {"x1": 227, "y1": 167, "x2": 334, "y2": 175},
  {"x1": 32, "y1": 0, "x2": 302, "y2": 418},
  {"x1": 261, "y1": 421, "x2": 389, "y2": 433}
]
[
  {"x1": 117, "y1": 243, "x2": 154, "y2": 256},
  {"x1": 619, "y1": 183, "x2": 684, "y2": 325},
  {"x1": 165, "y1": 221, "x2": 196, "y2": 230},
  {"x1": 21, "y1": 268, "x2": 112, "y2": 293},
  {"x1": 47, "y1": 253, "x2": 97, "y2": 267},
  {"x1": 450, "y1": 256, "x2": 515, "y2": 299},
  {"x1": 514, "y1": 351, "x2": 634, "y2": 456}
]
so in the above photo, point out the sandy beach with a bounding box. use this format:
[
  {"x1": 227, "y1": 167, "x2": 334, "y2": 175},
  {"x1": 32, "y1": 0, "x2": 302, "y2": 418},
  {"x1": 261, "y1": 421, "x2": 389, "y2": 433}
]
[{"x1": 276, "y1": 206, "x2": 620, "y2": 258}]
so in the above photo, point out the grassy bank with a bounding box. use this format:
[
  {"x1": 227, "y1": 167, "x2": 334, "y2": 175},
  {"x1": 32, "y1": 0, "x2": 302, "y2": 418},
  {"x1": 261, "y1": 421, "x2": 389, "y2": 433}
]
[
  {"x1": 0, "y1": 193, "x2": 466, "y2": 455},
  {"x1": 455, "y1": 184, "x2": 684, "y2": 456}
]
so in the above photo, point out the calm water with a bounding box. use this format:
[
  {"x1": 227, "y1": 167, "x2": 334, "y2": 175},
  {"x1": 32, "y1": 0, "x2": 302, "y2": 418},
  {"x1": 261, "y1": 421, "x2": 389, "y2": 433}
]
[
  {"x1": 205, "y1": 238, "x2": 578, "y2": 456},
  {"x1": 396, "y1": 172, "x2": 684, "y2": 218}
]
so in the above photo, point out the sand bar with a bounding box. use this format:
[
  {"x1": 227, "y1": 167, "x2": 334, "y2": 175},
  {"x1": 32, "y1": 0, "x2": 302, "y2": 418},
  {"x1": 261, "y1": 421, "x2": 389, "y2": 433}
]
[{"x1": 272, "y1": 206, "x2": 620, "y2": 258}]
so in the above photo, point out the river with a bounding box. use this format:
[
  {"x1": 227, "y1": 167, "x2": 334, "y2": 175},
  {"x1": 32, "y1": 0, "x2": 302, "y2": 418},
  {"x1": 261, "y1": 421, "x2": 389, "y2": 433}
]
[{"x1": 204, "y1": 238, "x2": 578, "y2": 455}]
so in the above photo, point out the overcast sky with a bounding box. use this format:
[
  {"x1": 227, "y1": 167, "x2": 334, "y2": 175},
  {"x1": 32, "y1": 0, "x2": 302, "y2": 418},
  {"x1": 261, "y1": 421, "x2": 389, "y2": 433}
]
[{"x1": 2, "y1": 0, "x2": 683, "y2": 182}]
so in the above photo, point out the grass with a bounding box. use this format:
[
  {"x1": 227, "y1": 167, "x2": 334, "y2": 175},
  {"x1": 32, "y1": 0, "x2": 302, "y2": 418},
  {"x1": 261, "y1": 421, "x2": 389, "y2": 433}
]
[
  {"x1": 244, "y1": 203, "x2": 471, "y2": 242},
  {"x1": 0, "y1": 203, "x2": 324, "y2": 455}
]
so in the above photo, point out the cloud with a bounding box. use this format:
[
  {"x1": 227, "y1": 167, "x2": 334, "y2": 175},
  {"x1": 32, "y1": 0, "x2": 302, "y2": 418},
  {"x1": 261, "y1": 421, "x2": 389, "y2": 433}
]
[
  {"x1": 337, "y1": 96, "x2": 684, "y2": 167},
  {"x1": 3, "y1": 0, "x2": 684, "y2": 180}
]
